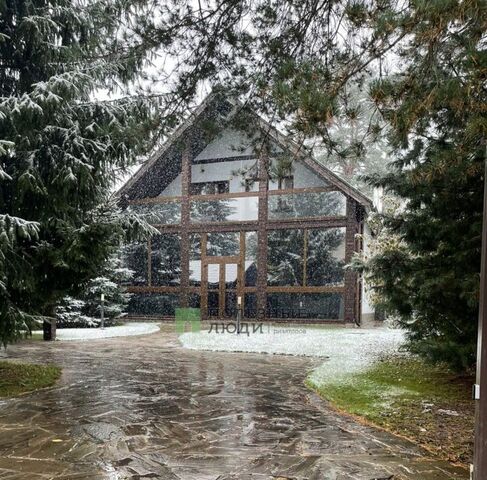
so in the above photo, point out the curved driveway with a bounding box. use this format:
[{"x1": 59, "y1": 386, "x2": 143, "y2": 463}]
[{"x1": 0, "y1": 331, "x2": 467, "y2": 479}]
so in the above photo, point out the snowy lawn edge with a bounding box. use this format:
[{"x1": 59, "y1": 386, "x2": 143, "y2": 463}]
[
  {"x1": 179, "y1": 326, "x2": 406, "y2": 381},
  {"x1": 32, "y1": 322, "x2": 160, "y2": 341}
]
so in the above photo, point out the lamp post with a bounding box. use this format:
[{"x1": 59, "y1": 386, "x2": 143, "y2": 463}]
[
  {"x1": 100, "y1": 293, "x2": 105, "y2": 330},
  {"x1": 474, "y1": 155, "x2": 487, "y2": 479}
]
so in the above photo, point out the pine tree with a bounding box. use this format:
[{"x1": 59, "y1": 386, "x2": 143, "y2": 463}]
[
  {"x1": 0, "y1": 0, "x2": 158, "y2": 343},
  {"x1": 314, "y1": 86, "x2": 391, "y2": 193}
]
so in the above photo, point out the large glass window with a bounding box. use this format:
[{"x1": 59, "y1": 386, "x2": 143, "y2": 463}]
[
  {"x1": 267, "y1": 229, "x2": 304, "y2": 286},
  {"x1": 267, "y1": 227, "x2": 346, "y2": 287},
  {"x1": 190, "y1": 196, "x2": 258, "y2": 223},
  {"x1": 120, "y1": 242, "x2": 148, "y2": 286},
  {"x1": 150, "y1": 234, "x2": 181, "y2": 286},
  {"x1": 128, "y1": 202, "x2": 181, "y2": 224},
  {"x1": 306, "y1": 228, "x2": 346, "y2": 286},
  {"x1": 266, "y1": 293, "x2": 344, "y2": 320},
  {"x1": 207, "y1": 232, "x2": 239, "y2": 256},
  {"x1": 268, "y1": 190, "x2": 346, "y2": 219},
  {"x1": 128, "y1": 293, "x2": 179, "y2": 316}
]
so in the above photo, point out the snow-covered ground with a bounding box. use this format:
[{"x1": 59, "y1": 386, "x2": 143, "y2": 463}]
[
  {"x1": 33, "y1": 322, "x2": 160, "y2": 341},
  {"x1": 179, "y1": 325, "x2": 405, "y2": 382}
]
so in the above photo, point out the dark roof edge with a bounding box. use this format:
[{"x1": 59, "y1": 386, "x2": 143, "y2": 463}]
[{"x1": 115, "y1": 92, "x2": 225, "y2": 199}]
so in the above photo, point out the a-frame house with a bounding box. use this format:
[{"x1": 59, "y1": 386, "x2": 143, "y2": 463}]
[{"x1": 117, "y1": 93, "x2": 374, "y2": 324}]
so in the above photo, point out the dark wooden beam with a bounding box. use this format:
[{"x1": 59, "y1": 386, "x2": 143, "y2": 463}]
[
  {"x1": 267, "y1": 285, "x2": 345, "y2": 293},
  {"x1": 344, "y1": 197, "x2": 359, "y2": 324},
  {"x1": 239, "y1": 231, "x2": 245, "y2": 313},
  {"x1": 200, "y1": 233, "x2": 208, "y2": 320},
  {"x1": 152, "y1": 217, "x2": 347, "y2": 234},
  {"x1": 147, "y1": 238, "x2": 152, "y2": 286},
  {"x1": 128, "y1": 185, "x2": 338, "y2": 205},
  {"x1": 179, "y1": 142, "x2": 191, "y2": 307},
  {"x1": 256, "y1": 152, "x2": 269, "y2": 319}
]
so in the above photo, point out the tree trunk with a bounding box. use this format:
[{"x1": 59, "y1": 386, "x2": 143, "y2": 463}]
[{"x1": 42, "y1": 307, "x2": 57, "y2": 341}]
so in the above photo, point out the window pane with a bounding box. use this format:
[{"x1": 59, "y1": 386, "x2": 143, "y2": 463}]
[
  {"x1": 189, "y1": 294, "x2": 201, "y2": 309},
  {"x1": 208, "y1": 292, "x2": 219, "y2": 317},
  {"x1": 266, "y1": 293, "x2": 344, "y2": 320},
  {"x1": 267, "y1": 229, "x2": 304, "y2": 286},
  {"x1": 268, "y1": 191, "x2": 346, "y2": 219},
  {"x1": 306, "y1": 228, "x2": 346, "y2": 286},
  {"x1": 207, "y1": 232, "x2": 239, "y2": 256},
  {"x1": 190, "y1": 196, "x2": 258, "y2": 222},
  {"x1": 207, "y1": 264, "x2": 220, "y2": 289},
  {"x1": 189, "y1": 260, "x2": 202, "y2": 287},
  {"x1": 190, "y1": 181, "x2": 229, "y2": 195},
  {"x1": 190, "y1": 234, "x2": 201, "y2": 260},
  {"x1": 151, "y1": 234, "x2": 181, "y2": 286},
  {"x1": 225, "y1": 292, "x2": 237, "y2": 318},
  {"x1": 225, "y1": 263, "x2": 238, "y2": 289},
  {"x1": 128, "y1": 293, "x2": 179, "y2": 316},
  {"x1": 244, "y1": 293, "x2": 257, "y2": 318},
  {"x1": 120, "y1": 242, "x2": 148, "y2": 286},
  {"x1": 269, "y1": 175, "x2": 294, "y2": 190},
  {"x1": 128, "y1": 202, "x2": 181, "y2": 224},
  {"x1": 244, "y1": 231, "x2": 258, "y2": 287}
]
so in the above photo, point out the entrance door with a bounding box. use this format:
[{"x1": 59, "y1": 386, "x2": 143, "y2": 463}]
[{"x1": 204, "y1": 261, "x2": 240, "y2": 318}]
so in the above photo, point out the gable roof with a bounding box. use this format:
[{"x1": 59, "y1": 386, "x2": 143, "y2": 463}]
[{"x1": 117, "y1": 93, "x2": 372, "y2": 208}]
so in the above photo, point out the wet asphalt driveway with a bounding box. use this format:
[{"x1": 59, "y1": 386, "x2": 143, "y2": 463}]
[{"x1": 0, "y1": 329, "x2": 468, "y2": 479}]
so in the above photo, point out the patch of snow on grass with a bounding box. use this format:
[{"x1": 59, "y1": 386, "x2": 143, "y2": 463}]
[
  {"x1": 33, "y1": 322, "x2": 160, "y2": 341},
  {"x1": 179, "y1": 325, "x2": 405, "y2": 382}
]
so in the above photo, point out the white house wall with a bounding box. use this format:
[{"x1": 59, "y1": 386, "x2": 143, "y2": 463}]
[
  {"x1": 159, "y1": 175, "x2": 182, "y2": 196},
  {"x1": 191, "y1": 158, "x2": 258, "y2": 192},
  {"x1": 361, "y1": 221, "x2": 376, "y2": 324},
  {"x1": 159, "y1": 158, "x2": 329, "y2": 197},
  {"x1": 193, "y1": 128, "x2": 256, "y2": 161},
  {"x1": 294, "y1": 162, "x2": 328, "y2": 188}
]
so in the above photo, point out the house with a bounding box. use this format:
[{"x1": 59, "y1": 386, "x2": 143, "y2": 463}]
[{"x1": 117, "y1": 93, "x2": 375, "y2": 324}]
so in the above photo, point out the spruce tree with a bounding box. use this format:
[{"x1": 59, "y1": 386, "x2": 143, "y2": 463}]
[{"x1": 0, "y1": 0, "x2": 158, "y2": 342}]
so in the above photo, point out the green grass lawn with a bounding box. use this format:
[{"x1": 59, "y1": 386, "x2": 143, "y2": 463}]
[
  {"x1": 307, "y1": 356, "x2": 474, "y2": 465},
  {"x1": 0, "y1": 361, "x2": 61, "y2": 398},
  {"x1": 28, "y1": 332, "x2": 44, "y2": 341}
]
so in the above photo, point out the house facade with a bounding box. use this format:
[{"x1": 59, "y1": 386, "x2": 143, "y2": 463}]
[{"x1": 117, "y1": 94, "x2": 374, "y2": 323}]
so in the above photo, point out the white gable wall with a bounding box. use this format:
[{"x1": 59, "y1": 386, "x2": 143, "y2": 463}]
[
  {"x1": 159, "y1": 127, "x2": 329, "y2": 196},
  {"x1": 160, "y1": 175, "x2": 182, "y2": 196},
  {"x1": 191, "y1": 158, "x2": 257, "y2": 192},
  {"x1": 194, "y1": 128, "x2": 255, "y2": 161},
  {"x1": 292, "y1": 162, "x2": 328, "y2": 188}
]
